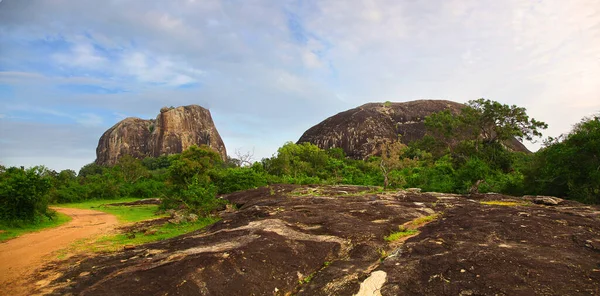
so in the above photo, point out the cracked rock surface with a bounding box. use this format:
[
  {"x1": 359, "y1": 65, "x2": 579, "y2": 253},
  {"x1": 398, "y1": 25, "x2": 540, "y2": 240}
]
[{"x1": 40, "y1": 185, "x2": 600, "y2": 296}]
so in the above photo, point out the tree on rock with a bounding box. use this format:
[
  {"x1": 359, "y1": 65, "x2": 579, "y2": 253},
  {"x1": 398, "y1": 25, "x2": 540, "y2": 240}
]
[
  {"x1": 423, "y1": 99, "x2": 547, "y2": 171},
  {"x1": 425, "y1": 99, "x2": 547, "y2": 149},
  {"x1": 465, "y1": 98, "x2": 548, "y2": 144}
]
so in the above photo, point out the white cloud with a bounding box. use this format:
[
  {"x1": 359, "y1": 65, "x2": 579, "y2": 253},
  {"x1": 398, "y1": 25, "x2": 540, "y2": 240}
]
[
  {"x1": 76, "y1": 113, "x2": 103, "y2": 127},
  {"x1": 53, "y1": 41, "x2": 107, "y2": 69},
  {"x1": 0, "y1": 0, "x2": 599, "y2": 170}
]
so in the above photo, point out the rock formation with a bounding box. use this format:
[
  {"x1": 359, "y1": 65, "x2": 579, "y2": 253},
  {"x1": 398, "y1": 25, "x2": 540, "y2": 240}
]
[
  {"x1": 95, "y1": 105, "x2": 226, "y2": 165},
  {"x1": 41, "y1": 185, "x2": 600, "y2": 295},
  {"x1": 298, "y1": 100, "x2": 529, "y2": 159}
]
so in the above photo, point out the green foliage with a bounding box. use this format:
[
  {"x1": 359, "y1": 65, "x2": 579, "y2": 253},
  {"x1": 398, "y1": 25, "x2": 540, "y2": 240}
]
[
  {"x1": 78, "y1": 162, "x2": 105, "y2": 178},
  {"x1": 115, "y1": 155, "x2": 149, "y2": 184},
  {"x1": 454, "y1": 158, "x2": 492, "y2": 193},
  {"x1": 168, "y1": 145, "x2": 223, "y2": 187},
  {"x1": 141, "y1": 155, "x2": 171, "y2": 170},
  {"x1": 7, "y1": 101, "x2": 599, "y2": 228},
  {"x1": 163, "y1": 177, "x2": 224, "y2": 216},
  {"x1": 424, "y1": 99, "x2": 547, "y2": 160},
  {"x1": 466, "y1": 99, "x2": 548, "y2": 143},
  {"x1": 213, "y1": 167, "x2": 268, "y2": 194},
  {"x1": 268, "y1": 142, "x2": 329, "y2": 178},
  {"x1": 378, "y1": 140, "x2": 415, "y2": 188},
  {"x1": 527, "y1": 115, "x2": 600, "y2": 203},
  {"x1": 404, "y1": 156, "x2": 456, "y2": 192},
  {"x1": 385, "y1": 229, "x2": 418, "y2": 242},
  {"x1": 0, "y1": 166, "x2": 54, "y2": 224}
]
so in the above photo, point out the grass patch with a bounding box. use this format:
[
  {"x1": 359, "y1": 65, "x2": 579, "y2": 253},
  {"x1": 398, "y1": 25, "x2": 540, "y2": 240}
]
[
  {"x1": 481, "y1": 200, "x2": 525, "y2": 206},
  {"x1": 63, "y1": 217, "x2": 219, "y2": 254},
  {"x1": 59, "y1": 198, "x2": 167, "y2": 223},
  {"x1": 407, "y1": 214, "x2": 439, "y2": 227},
  {"x1": 0, "y1": 212, "x2": 72, "y2": 242},
  {"x1": 384, "y1": 229, "x2": 419, "y2": 242},
  {"x1": 299, "y1": 271, "x2": 316, "y2": 284},
  {"x1": 384, "y1": 213, "x2": 439, "y2": 243}
]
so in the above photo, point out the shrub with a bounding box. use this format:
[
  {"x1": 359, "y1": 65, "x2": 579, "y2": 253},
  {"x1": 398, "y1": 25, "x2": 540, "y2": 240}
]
[
  {"x1": 0, "y1": 166, "x2": 54, "y2": 224},
  {"x1": 162, "y1": 176, "x2": 224, "y2": 216},
  {"x1": 213, "y1": 167, "x2": 268, "y2": 194}
]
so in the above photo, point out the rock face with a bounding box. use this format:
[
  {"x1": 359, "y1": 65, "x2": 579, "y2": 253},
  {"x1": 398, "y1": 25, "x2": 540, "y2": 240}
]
[
  {"x1": 41, "y1": 185, "x2": 600, "y2": 295},
  {"x1": 96, "y1": 105, "x2": 226, "y2": 165},
  {"x1": 298, "y1": 100, "x2": 528, "y2": 159}
]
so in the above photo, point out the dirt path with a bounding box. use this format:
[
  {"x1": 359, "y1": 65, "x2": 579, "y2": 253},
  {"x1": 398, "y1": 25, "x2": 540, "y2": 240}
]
[{"x1": 0, "y1": 207, "x2": 118, "y2": 296}]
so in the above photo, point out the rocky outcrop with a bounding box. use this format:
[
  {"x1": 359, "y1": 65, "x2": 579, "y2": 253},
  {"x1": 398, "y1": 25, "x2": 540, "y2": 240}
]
[
  {"x1": 298, "y1": 100, "x2": 529, "y2": 159},
  {"x1": 95, "y1": 105, "x2": 226, "y2": 165},
  {"x1": 40, "y1": 185, "x2": 600, "y2": 295}
]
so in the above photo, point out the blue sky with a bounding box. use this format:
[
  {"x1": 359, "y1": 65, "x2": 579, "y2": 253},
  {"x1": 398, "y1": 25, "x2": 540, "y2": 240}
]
[{"x1": 1, "y1": 0, "x2": 599, "y2": 171}]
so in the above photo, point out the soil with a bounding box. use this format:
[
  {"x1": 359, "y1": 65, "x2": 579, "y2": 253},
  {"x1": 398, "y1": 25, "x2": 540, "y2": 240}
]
[{"x1": 0, "y1": 208, "x2": 118, "y2": 296}]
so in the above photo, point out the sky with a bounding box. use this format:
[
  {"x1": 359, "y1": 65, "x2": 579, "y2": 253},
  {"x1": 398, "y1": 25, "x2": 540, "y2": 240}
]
[{"x1": 0, "y1": 0, "x2": 599, "y2": 172}]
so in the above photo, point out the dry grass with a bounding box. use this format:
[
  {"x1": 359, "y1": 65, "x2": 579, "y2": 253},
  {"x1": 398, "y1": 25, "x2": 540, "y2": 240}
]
[
  {"x1": 385, "y1": 213, "x2": 440, "y2": 242},
  {"x1": 481, "y1": 200, "x2": 526, "y2": 206}
]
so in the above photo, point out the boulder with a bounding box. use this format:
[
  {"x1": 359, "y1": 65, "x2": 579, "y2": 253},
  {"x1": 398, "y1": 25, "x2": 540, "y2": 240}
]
[
  {"x1": 95, "y1": 105, "x2": 226, "y2": 165},
  {"x1": 298, "y1": 100, "x2": 529, "y2": 159},
  {"x1": 531, "y1": 196, "x2": 564, "y2": 206}
]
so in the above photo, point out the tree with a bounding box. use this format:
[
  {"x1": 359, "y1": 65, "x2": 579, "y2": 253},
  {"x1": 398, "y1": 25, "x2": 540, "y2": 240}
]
[
  {"x1": 268, "y1": 142, "x2": 329, "y2": 178},
  {"x1": 78, "y1": 162, "x2": 106, "y2": 178},
  {"x1": 168, "y1": 145, "x2": 223, "y2": 187},
  {"x1": 465, "y1": 99, "x2": 547, "y2": 144},
  {"x1": 528, "y1": 114, "x2": 600, "y2": 203},
  {"x1": 425, "y1": 99, "x2": 547, "y2": 150},
  {"x1": 0, "y1": 166, "x2": 53, "y2": 223},
  {"x1": 115, "y1": 155, "x2": 148, "y2": 184},
  {"x1": 378, "y1": 139, "x2": 415, "y2": 188}
]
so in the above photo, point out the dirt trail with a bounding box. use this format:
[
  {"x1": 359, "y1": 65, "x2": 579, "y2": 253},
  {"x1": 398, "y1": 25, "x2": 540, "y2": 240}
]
[{"x1": 0, "y1": 207, "x2": 118, "y2": 296}]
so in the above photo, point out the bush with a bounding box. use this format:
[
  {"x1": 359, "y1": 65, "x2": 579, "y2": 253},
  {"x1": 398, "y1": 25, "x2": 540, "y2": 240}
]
[
  {"x1": 213, "y1": 167, "x2": 268, "y2": 194},
  {"x1": 162, "y1": 176, "x2": 225, "y2": 216},
  {"x1": 0, "y1": 166, "x2": 54, "y2": 224},
  {"x1": 455, "y1": 158, "x2": 492, "y2": 193}
]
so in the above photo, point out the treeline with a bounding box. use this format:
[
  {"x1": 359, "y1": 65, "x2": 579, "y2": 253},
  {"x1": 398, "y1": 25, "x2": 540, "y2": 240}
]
[{"x1": 1, "y1": 99, "x2": 599, "y2": 225}]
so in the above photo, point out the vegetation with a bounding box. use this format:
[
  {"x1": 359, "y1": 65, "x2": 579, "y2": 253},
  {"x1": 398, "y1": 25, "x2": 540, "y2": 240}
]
[
  {"x1": 57, "y1": 217, "x2": 219, "y2": 255},
  {"x1": 527, "y1": 115, "x2": 600, "y2": 204},
  {"x1": 0, "y1": 212, "x2": 71, "y2": 242},
  {"x1": 385, "y1": 229, "x2": 419, "y2": 242},
  {"x1": 0, "y1": 166, "x2": 55, "y2": 224},
  {"x1": 1, "y1": 99, "x2": 599, "y2": 231},
  {"x1": 93, "y1": 218, "x2": 218, "y2": 252},
  {"x1": 480, "y1": 200, "x2": 526, "y2": 206},
  {"x1": 60, "y1": 198, "x2": 165, "y2": 223},
  {"x1": 407, "y1": 214, "x2": 439, "y2": 227}
]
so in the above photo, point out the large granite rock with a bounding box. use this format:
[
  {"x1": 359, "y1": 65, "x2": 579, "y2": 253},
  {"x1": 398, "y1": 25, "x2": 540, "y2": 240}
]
[
  {"x1": 40, "y1": 185, "x2": 600, "y2": 295},
  {"x1": 95, "y1": 105, "x2": 226, "y2": 165},
  {"x1": 298, "y1": 100, "x2": 529, "y2": 159}
]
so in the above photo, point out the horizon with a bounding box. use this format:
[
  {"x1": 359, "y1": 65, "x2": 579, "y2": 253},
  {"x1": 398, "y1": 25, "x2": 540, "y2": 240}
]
[{"x1": 1, "y1": 0, "x2": 599, "y2": 172}]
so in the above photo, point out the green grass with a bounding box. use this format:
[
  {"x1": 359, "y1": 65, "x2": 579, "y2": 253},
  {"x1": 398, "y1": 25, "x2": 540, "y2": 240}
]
[
  {"x1": 384, "y1": 229, "x2": 419, "y2": 242},
  {"x1": 67, "y1": 217, "x2": 219, "y2": 253},
  {"x1": 0, "y1": 212, "x2": 72, "y2": 242},
  {"x1": 408, "y1": 214, "x2": 439, "y2": 227},
  {"x1": 59, "y1": 198, "x2": 167, "y2": 223}
]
